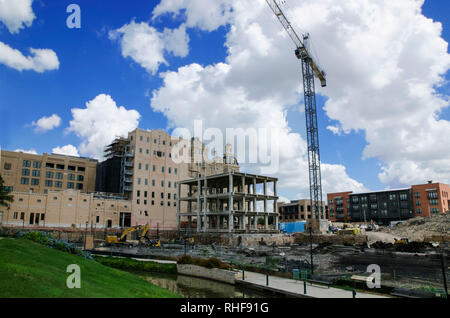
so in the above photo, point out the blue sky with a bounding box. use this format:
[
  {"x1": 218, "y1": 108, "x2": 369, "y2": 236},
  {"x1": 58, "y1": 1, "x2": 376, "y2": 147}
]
[{"x1": 1, "y1": 0, "x2": 449, "y2": 200}]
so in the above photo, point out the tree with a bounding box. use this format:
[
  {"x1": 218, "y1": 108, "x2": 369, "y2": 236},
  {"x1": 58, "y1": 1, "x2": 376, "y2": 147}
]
[{"x1": 0, "y1": 174, "x2": 13, "y2": 209}]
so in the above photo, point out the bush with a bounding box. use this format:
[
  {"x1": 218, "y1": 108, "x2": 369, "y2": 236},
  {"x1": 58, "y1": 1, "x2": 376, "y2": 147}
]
[
  {"x1": 177, "y1": 255, "x2": 230, "y2": 270},
  {"x1": 94, "y1": 256, "x2": 177, "y2": 274},
  {"x1": 14, "y1": 231, "x2": 93, "y2": 260}
]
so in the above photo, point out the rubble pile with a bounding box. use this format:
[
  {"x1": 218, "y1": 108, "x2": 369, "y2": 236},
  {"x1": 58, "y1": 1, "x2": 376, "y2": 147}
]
[{"x1": 380, "y1": 213, "x2": 450, "y2": 242}]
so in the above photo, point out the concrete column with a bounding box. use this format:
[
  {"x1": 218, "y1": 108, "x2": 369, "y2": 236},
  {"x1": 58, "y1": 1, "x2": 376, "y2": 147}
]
[
  {"x1": 203, "y1": 178, "x2": 207, "y2": 231},
  {"x1": 177, "y1": 183, "x2": 181, "y2": 230},
  {"x1": 264, "y1": 179, "x2": 267, "y2": 196},
  {"x1": 264, "y1": 215, "x2": 268, "y2": 230},
  {"x1": 197, "y1": 178, "x2": 201, "y2": 232},
  {"x1": 228, "y1": 173, "x2": 234, "y2": 233},
  {"x1": 253, "y1": 177, "x2": 256, "y2": 194}
]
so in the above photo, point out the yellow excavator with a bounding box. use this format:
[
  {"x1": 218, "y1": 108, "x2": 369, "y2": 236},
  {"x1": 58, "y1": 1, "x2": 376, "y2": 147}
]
[{"x1": 105, "y1": 224, "x2": 160, "y2": 247}]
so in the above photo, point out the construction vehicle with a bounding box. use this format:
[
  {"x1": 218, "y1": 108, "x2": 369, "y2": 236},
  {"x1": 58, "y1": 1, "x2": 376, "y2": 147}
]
[
  {"x1": 105, "y1": 224, "x2": 160, "y2": 247},
  {"x1": 337, "y1": 228, "x2": 362, "y2": 235},
  {"x1": 394, "y1": 238, "x2": 409, "y2": 245}
]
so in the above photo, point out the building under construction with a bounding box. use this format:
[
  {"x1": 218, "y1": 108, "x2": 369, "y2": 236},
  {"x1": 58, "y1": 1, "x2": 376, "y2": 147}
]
[{"x1": 177, "y1": 171, "x2": 279, "y2": 234}]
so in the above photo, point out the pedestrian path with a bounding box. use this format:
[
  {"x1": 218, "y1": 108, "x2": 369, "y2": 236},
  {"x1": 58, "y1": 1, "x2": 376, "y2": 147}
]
[{"x1": 235, "y1": 271, "x2": 389, "y2": 298}]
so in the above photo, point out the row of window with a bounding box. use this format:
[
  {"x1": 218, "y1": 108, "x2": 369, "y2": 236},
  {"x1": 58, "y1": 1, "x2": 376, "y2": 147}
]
[
  {"x1": 415, "y1": 207, "x2": 441, "y2": 215},
  {"x1": 21, "y1": 169, "x2": 85, "y2": 182},
  {"x1": 20, "y1": 178, "x2": 84, "y2": 190},
  {"x1": 136, "y1": 178, "x2": 177, "y2": 188},
  {"x1": 136, "y1": 200, "x2": 177, "y2": 207},
  {"x1": 137, "y1": 163, "x2": 178, "y2": 175},
  {"x1": 136, "y1": 135, "x2": 173, "y2": 146},
  {"x1": 137, "y1": 190, "x2": 177, "y2": 200},
  {"x1": 21, "y1": 160, "x2": 86, "y2": 172}
]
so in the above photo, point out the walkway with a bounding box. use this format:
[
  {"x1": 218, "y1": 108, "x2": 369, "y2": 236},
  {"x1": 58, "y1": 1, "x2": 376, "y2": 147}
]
[{"x1": 235, "y1": 271, "x2": 389, "y2": 298}]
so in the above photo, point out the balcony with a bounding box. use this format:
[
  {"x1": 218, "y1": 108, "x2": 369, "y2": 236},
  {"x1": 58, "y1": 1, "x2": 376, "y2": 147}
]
[
  {"x1": 124, "y1": 178, "x2": 133, "y2": 183},
  {"x1": 125, "y1": 151, "x2": 134, "y2": 157},
  {"x1": 124, "y1": 170, "x2": 133, "y2": 176},
  {"x1": 124, "y1": 161, "x2": 134, "y2": 167},
  {"x1": 123, "y1": 186, "x2": 132, "y2": 192}
]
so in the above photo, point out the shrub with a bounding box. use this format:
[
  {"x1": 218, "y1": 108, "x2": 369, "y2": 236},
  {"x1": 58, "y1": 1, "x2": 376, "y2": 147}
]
[
  {"x1": 177, "y1": 255, "x2": 230, "y2": 270},
  {"x1": 14, "y1": 231, "x2": 93, "y2": 260}
]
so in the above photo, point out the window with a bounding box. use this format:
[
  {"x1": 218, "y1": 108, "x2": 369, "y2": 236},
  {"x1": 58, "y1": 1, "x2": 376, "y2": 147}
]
[
  {"x1": 22, "y1": 169, "x2": 30, "y2": 176},
  {"x1": 160, "y1": 201, "x2": 164, "y2": 206},
  {"x1": 152, "y1": 180, "x2": 155, "y2": 186},
  {"x1": 140, "y1": 136, "x2": 143, "y2": 141},
  {"x1": 137, "y1": 199, "x2": 140, "y2": 205},
  {"x1": 400, "y1": 193, "x2": 408, "y2": 201},
  {"x1": 152, "y1": 192, "x2": 155, "y2": 198},
  {"x1": 416, "y1": 200, "x2": 421, "y2": 206},
  {"x1": 161, "y1": 181, "x2": 164, "y2": 187},
  {"x1": 4, "y1": 162, "x2": 11, "y2": 170},
  {"x1": 45, "y1": 180, "x2": 53, "y2": 187},
  {"x1": 55, "y1": 181, "x2": 62, "y2": 188},
  {"x1": 46, "y1": 171, "x2": 54, "y2": 179},
  {"x1": 161, "y1": 166, "x2": 165, "y2": 173},
  {"x1": 21, "y1": 178, "x2": 29, "y2": 185},
  {"x1": 152, "y1": 165, "x2": 156, "y2": 172},
  {"x1": 144, "y1": 191, "x2": 148, "y2": 198},
  {"x1": 168, "y1": 181, "x2": 171, "y2": 188},
  {"x1": 13, "y1": 212, "x2": 18, "y2": 219},
  {"x1": 67, "y1": 182, "x2": 74, "y2": 189},
  {"x1": 56, "y1": 164, "x2": 65, "y2": 170},
  {"x1": 23, "y1": 160, "x2": 31, "y2": 167},
  {"x1": 145, "y1": 164, "x2": 149, "y2": 171},
  {"x1": 138, "y1": 178, "x2": 141, "y2": 185},
  {"x1": 151, "y1": 200, "x2": 155, "y2": 206},
  {"x1": 174, "y1": 194, "x2": 177, "y2": 200},
  {"x1": 329, "y1": 199, "x2": 334, "y2": 204},
  {"x1": 161, "y1": 192, "x2": 164, "y2": 199},
  {"x1": 169, "y1": 167, "x2": 172, "y2": 174},
  {"x1": 137, "y1": 190, "x2": 141, "y2": 197},
  {"x1": 144, "y1": 200, "x2": 147, "y2": 205},
  {"x1": 416, "y1": 208, "x2": 422, "y2": 215},
  {"x1": 68, "y1": 165, "x2": 76, "y2": 171},
  {"x1": 174, "y1": 168, "x2": 178, "y2": 175},
  {"x1": 145, "y1": 179, "x2": 148, "y2": 186},
  {"x1": 31, "y1": 179, "x2": 39, "y2": 186},
  {"x1": 138, "y1": 163, "x2": 142, "y2": 170},
  {"x1": 139, "y1": 148, "x2": 142, "y2": 153},
  {"x1": 415, "y1": 192, "x2": 420, "y2": 198},
  {"x1": 32, "y1": 170, "x2": 40, "y2": 177},
  {"x1": 78, "y1": 166, "x2": 85, "y2": 172},
  {"x1": 46, "y1": 163, "x2": 55, "y2": 168},
  {"x1": 55, "y1": 172, "x2": 63, "y2": 179},
  {"x1": 168, "y1": 193, "x2": 171, "y2": 200},
  {"x1": 68, "y1": 174, "x2": 75, "y2": 180},
  {"x1": 96, "y1": 216, "x2": 100, "y2": 223},
  {"x1": 429, "y1": 199, "x2": 438, "y2": 206},
  {"x1": 77, "y1": 175, "x2": 84, "y2": 182}
]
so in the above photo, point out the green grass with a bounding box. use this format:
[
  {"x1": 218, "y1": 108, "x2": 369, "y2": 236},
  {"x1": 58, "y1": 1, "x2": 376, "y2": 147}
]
[{"x1": 0, "y1": 238, "x2": 180, "y2": 298}]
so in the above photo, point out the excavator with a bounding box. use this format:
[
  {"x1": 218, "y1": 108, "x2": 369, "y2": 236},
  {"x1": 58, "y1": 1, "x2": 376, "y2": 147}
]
[{"x1": 105, "y1": 224, "x2": 160, "y2": 247}]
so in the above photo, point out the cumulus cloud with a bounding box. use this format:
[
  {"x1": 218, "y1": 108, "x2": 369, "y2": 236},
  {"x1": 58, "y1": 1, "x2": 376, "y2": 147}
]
[
  {"x1": 150, "y1": 0, "x2": 367, "y2": 199},
  {"x1": 0, "y1": 0, "x2": 35, "y2": 34},
  {"x1": 14, "y1": 149, "x2": 37, "y2": 155},
  {"x1": 151, "y1": 0, "x2": 450, "y2": 194},
  {"x1": 109, "y1": 21, "x2": 189, "y2": 75},
  {"x1": 52, "y1": 145, "x2": 80, "y2": 157},
  {"x1": 0, "y1": 42, "x2": 59, "y2": 72},
  {"x1": 31, "y1": 114, "x2": 61, "y2": 133},
  {"x1": 67, "y1": 94, "x2": 141, "y2": 159}
]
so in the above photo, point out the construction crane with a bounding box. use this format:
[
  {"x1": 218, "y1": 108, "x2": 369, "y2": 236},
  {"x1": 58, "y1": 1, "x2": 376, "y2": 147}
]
[{"x1": 266, "y1": 0, "x2": 326, "y2": 274}]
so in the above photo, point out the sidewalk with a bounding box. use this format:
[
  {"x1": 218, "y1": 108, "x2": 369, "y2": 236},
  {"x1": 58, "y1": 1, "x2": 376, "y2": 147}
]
[{"x1": 236, "y1": 271, "x2": 389, "y2": 298}]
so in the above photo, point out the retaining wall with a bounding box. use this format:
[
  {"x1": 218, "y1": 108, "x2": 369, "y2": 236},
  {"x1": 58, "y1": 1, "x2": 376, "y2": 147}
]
[{"x1": 177, "y1": 264, "x2": 236, "y2": 285}]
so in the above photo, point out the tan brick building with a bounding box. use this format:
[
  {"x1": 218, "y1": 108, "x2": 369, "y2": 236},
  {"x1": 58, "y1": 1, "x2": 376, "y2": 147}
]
[
  {"x1": 0, "y1": 190, "x2": 131, "y2": 229},
  {"x1": 0, "y1": 150, "x2": 97, "y2": 194},
  {"x1": 0, "y1": 129, "x2": 240, "y2": 230}
]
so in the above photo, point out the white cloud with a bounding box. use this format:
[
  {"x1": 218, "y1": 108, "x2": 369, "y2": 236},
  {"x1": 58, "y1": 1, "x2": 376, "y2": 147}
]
[
  {"x1": 0, "y1": 0, "x2": 35, "y2": 34},
  {"x1": 109, "y1": 21, "x2": 189, "y2": 75},
  {"x1": 31, "y1": 114, "x2": 61, "y2": 133},
  {"x1": 326, "y1": 125, "x2": 341, "y2": 136},
  {"x1": 14, "y1": 149, "x2": 37, "y2": 155},
  {"x1": 0, "y1": 41, "x2": 59, "y2": 72},
  {"x1": 151, "y1": 0, "x2": 450, "y2": 194},
  {"x1": 67, "y1": 94, "x2": 141, "y2": 159},
  {"x1": 150, "y1": 0, "x2": 367, "y2": 200},
  {"x1": 52, "y1": 145, "x2": 80, "y2": 157}
]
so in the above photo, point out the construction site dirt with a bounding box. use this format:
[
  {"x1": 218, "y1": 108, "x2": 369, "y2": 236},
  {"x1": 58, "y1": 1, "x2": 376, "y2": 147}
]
[{"x1": 92, "y1": 238, "x2": 450, "y2": 294}]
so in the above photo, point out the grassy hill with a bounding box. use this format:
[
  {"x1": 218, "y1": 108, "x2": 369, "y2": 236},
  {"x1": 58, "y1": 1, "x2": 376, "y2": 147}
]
[{"x1": 0, "y1": 238, "x2": 179, "y2": 298}]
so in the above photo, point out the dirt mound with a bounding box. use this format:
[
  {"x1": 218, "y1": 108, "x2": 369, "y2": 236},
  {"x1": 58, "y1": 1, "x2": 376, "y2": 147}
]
[{"x1": 380, "y1": 213, "x2": 450, "y2": 242}]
